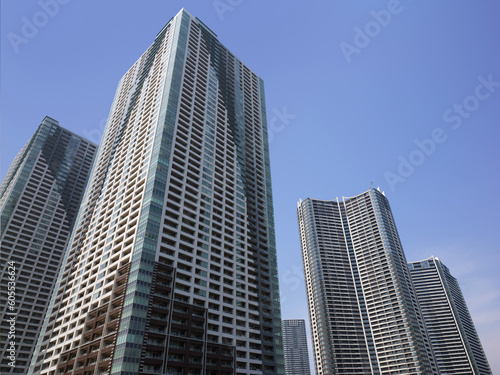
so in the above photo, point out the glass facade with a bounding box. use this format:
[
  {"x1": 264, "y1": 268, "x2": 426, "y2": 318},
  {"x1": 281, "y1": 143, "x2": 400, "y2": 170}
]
[
  {"x1": 0, "y1": 117, "x2": 97, "y2": 374},
  {"x1": 282, "y1": 319, "x2": 311, "y2": 375}
]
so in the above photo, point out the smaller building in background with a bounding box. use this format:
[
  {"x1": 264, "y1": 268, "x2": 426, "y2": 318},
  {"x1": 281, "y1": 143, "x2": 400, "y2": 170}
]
[
  {"x1": 282, "y1": 319, "x2": 311, "y2": 375},
  {"x1": 0, "y1": 116, "x2": 97, "y2": 374},
  {"x1": 409, "y1": 256, "x2": 493, "y2": 375}
]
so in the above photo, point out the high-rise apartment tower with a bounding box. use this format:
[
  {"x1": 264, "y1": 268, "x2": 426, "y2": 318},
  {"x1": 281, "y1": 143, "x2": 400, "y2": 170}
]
[
  {"x1": 282, "y1": 319, "x2": 311, "y2": 375},
  {"x1": 408, "y1": 256, "x2": 492, "y2": 375},
  {"x1": 0, "y1": 117, "x2": 97, "y2": 374},
  {"x1": 30, "y1": 9, "x2": 283, "y2": 375},
  {"x1": 297, "y1": 188, "x2": 438, "y2": 375}
]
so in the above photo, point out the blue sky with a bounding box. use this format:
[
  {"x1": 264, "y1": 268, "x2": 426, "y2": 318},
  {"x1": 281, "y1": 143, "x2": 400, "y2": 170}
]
[{"x1": 2, "y1": 1, "x2": 499, "y2": 373}]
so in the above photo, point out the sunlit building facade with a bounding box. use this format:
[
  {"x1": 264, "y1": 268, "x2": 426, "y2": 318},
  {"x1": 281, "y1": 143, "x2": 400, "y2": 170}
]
[
  {"x1": 29, "y1": 9, "x2": 283, "y2": 375},
  {"x1": 297, "y1": 188, "x2": 438, "y2": 375}
]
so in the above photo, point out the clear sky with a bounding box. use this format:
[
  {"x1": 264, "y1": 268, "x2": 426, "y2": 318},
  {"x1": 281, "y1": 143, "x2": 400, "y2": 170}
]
[{"x1": 2, "y1": 1, "x2": 499, "y2": 373}]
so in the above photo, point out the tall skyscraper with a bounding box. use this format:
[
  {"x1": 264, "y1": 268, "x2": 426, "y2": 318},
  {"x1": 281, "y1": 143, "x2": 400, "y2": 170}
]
[
  {"x1": 282, "y1": 319, "x2": 311, "y2": 375},
  {"x1": 408, "y1": 256, "x2": 492, "y2": 375},
  {"x1": 29, "y1": 9, "x2": 283, "y2": 375},
  {"x1": 0, "y1": 117, "x2": 97, "y2": 374},
  {"x1": 297, "y1": 188, "x2": 438, "y2": 375}
]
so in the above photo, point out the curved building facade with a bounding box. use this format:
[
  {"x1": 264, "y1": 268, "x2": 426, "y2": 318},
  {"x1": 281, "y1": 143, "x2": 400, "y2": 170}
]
[{"x1": 297, "y1": 188, "x2": 437, "y2": 375}]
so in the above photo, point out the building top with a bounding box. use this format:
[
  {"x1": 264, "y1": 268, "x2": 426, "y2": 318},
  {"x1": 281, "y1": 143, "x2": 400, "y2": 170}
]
[
  {"x1": 40, "y1": 115, "x2": 98, "y2": 146},
  {"x1": 297, "y1": 186, "x2": 386, "y2": 207},
  {"x1": 282, "y1": 319, "x2": 306, "y2": 325}
]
